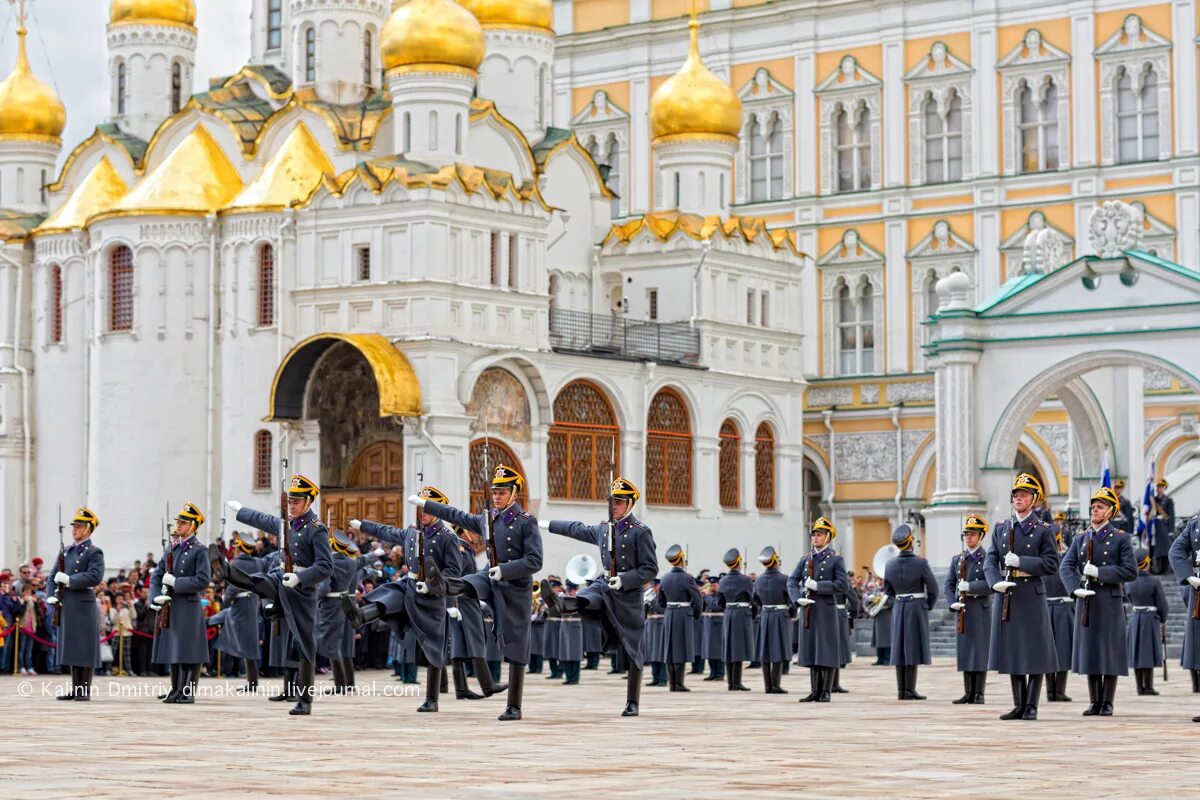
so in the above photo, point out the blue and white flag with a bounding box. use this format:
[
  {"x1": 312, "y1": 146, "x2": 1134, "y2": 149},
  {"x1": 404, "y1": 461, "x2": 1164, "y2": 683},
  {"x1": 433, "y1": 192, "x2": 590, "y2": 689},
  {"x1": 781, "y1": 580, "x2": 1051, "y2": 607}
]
[{"x1": 1100, "y1": 450, "x2": 1111, "y2": 489}]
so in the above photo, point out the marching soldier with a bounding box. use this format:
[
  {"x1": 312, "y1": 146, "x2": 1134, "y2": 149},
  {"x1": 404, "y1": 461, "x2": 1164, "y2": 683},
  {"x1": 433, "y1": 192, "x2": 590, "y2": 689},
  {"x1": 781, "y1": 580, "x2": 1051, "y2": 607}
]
[
  {"x1": 539, "y1": 477, "x2": 658, "y2": 715},
  {"x1": 644, "y1": 581, "x2": 666, "y2": 687},
  {"x1": 1060, "y1": 486, "x2": 1137, "y2": 716},
  {"x1": 718, "y1": 549, "x2": 754, "y2": 691},
  {"x1": 657, "y1": 544, "x2": 703, "y2": 693},
  {"x1": 214, "y1": 531, "x2": 263, "y2": 693},
  {"x1": 412, "y1": 464, "x2": 543, "y2": 721},
  {"x1": 984, "y1": 473, "x2": 1060, "y2": 721},
  {"x1": 151, "y1": 503, "x2": 212, "y2": 704},
  {"x1": 1149, "y1": 479, "x2": 1175, "y2": 575},
  {"x1": 945, "y1": 514, "x2": 991, "y2": 704},
  {"x1": 752, "y1": 546, "x2": 794, "y2": 694},
  {"x1": 317, "y1": 530, "x2": 380, "y2": 695},
  {"x1": 1043, "y1": 528, "x2": 1075, "y2": 702},
  {"x1": 446, "y1": 529, "x2": 499, "y2": 699},
  {"x1": 867, "y1": 585, "x2": 892, "y2": 666},
  {"x1": 1126, "y1": 547, "x2": 1168, "y2": 696},
  {"x1": 529, "y1": 585, "x2": 547, "y2": 674},
  {"x1": 582, "y1": 599, "x2": 604, "y2": 671},
  {"x1": 701, "y1": 579, "x2": 725, "y2": 681},
  {"x1": 49, "y1": 507, "x2": 105, "y2": 701},
  {"x1": 260, "y1": 545, "x2": 300, "y2": 702},
  {"x1": 343, "y1": 485, "x2": 464, "y2": 711},
  {"x1": 1167, "y1": 513, "x2": 1200, "y2": 702},
  {"x1": 227, "y1": 474, "x2": 333, "y2": 716},
  {"x1": 884, "y1": 525, "x2": 938, "y2": 701},
  {"x1": 789, "y1": 517, "x2": 850, "y2": 703}
]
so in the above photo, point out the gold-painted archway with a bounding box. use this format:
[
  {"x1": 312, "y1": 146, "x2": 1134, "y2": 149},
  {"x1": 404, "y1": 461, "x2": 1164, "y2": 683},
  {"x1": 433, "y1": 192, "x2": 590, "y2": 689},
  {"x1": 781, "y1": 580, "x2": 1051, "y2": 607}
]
[{"x1": 265, "y1": 333, "x2": 422, "y2": 421}]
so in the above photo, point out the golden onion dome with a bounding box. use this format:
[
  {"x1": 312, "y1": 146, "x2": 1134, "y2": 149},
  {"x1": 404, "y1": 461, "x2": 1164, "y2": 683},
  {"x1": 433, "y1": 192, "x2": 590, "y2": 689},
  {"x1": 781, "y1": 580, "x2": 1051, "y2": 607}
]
[
  {"x1": 649, "y1": 15, "x2": 741, "y2": 144},
  {"x1": 458, "y1": 0, "x2": 553, "y2": 32},
  {"x1": 381, "y1": 0, "x2": 485, "y2": 74},
  {"x1": 0, "y1": 26, "x2": 66, "y2": 142},
  {"x1": 110, "y1": 0, "x2": 196, "y2": 26}
]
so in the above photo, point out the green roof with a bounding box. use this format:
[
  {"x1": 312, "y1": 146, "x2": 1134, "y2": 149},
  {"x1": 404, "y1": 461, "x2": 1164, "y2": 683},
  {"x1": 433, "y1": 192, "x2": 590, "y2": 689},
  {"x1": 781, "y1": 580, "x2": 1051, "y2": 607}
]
[
  {"x1": 531, "y1": 127, "x2": 573, "y2": 168},
  {"x1": 1125, "y1": 249, "x2": 1200, "y2": 283},
  {"x1": 974, "y1": 271, "x2": 1045, "y2": 314},
  {"x1": 0, "y1": 209, "x2": 46, "y2": 241},
  {"x1": 95, "y1": 122, "x2": 149, "y2": 166}
]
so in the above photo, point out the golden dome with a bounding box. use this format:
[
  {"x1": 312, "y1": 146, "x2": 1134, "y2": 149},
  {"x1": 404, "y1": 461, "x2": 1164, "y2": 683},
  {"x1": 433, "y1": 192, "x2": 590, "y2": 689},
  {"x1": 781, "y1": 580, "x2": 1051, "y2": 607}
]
[
  {"x1": 110, "y1": 0, "x2": 196, "y2": 26},
  {"x1": 459, "y1": 0, "x2": 553, "y2": 32},
  {"x1": 649, "y1": 15, "x2": 741, "y2": 144},
  {"x1": 0, "y1": 26, "x2": 66, "y2": 142},
  {"x1": 381, "y1": 0, "x2": 485, "y2": 74}
]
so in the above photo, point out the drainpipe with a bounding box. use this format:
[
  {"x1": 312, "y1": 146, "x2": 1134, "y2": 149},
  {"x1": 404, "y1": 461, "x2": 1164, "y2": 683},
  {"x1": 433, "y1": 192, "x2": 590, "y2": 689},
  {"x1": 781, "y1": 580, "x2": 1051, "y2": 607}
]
[
  {"x1": 0, "y1": 246, "x2": 32, "y2": 561},
  {"x1": 822, "y1": 409, "x2": 835, "y2": 535},
  {"x1": 892, "y1": 403, "x2": 904, "y2": 527},
  {"x1": 418, "y1": 415, "x2": 445, "y2": 455}
]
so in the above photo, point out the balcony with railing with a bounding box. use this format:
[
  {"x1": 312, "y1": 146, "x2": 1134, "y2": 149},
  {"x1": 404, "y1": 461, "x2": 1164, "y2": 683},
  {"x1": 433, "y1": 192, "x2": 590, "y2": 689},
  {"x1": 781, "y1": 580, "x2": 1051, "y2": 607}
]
[{"x1": 548, "y1": 308, "x2": 701, "y2": 367}]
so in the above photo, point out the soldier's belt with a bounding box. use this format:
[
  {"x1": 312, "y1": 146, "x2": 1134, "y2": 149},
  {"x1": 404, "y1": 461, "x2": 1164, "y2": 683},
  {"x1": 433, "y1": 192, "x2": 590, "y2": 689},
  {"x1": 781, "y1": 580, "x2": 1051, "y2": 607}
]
[
  {"x1": 324, "y1": 591, "x2": 347, "y2": 598},
  {"x1": 702, "y1": 612, "x2": 723, "y2": 618},
  {"x1": 666, "y1": 601, "x2": 692, "y2": 608},
  {"x1": 1048, "y1": 597, "x2": 1073, "y2": 605},
  {"x1": 895, "y1": 592, "x2": 926, "y2": 600},
  {"x1": 1132, "y1": 605, "x2": 1158, "y2": 612},
  {"x1": 762, "y1": 604, "x2": 789, "y2": 611},
  {"x1": 835, "y1": 604, "x2": 846, "y2": 610},
  {"x1": 562, "y1": 617, "x2": 582, "y2": 623},
  {"x1": 725, "y1": 602, "x2": 751, "y2": 608},
  {"x1": 1011, "y1": 570, "x2": 1034, "y2": 579},
  {"x1": 647, "y1": 613, "x2": 663, "y2": 619}
]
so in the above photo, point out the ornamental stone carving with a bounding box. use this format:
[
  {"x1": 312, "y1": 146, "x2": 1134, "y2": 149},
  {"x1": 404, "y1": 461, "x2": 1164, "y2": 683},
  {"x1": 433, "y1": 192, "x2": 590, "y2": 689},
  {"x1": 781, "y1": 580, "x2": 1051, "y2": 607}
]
[
  {"x1": 835, "y1": 432, "x2": 897, "y2": 482},
  {"x1": 887, "y1": 381, "x2": 935, "y2": 402},
  {"x1": 807, "y1": 386, "x2": 853, "y2": 407},
  {"x1": 1088, "y1": 200, "x2": 1143, "y2": 259}
]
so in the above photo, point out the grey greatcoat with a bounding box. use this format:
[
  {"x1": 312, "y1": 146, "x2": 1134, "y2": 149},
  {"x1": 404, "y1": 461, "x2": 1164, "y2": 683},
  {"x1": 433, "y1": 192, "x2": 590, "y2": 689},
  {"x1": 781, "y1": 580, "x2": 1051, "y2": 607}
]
[
  {"x1": 643, "y1": 597, "x2": 663, "y2": 663},
  {"x1": 944, "y1": 548, "x2": 992, "y2": 672},
  {"x1": 530, "y1": 604, "x2": 547, "y2": 656},
  {"x1": 884, "y1": 551, "x2": 939, "y2": 667},
  {"x1": 658, "y1": 567, "x2": 702, "y2": 665},
  {"x1": 445, "y1": 536, "x2": 488, "y2": 661},
  {"x1": 1125, "y1": 572, "x2": 1168, "y2": 669},
  {"x1": 48, "y1": 538, "x2": 105, "y2": 668},
  {"x1": 559, "y1": 615, "x2": 583, "y2": 661},
  {"x1": 717, "y1": 570, "x2": 754, "y2": 662},
  {"x1": 1044, "y1": 571, "x2": 1074, "y2": 672},
  {"x1": 1150, "y1": 493, "x2": 1175, "y2": 560},
  {"x1": 983, "y1": 515, "x2": 1060, "y2": 675},
  {"x1": 869, "y1": 592, "x2": 893, "y2": 649},
  {"x1": 546, "y1": 515, "x2": 658, "y2": 668},
  {"x1": 543, "y1": 605, "x2": 561, "y2": 661},
  {"x1": 788, "y1": 549, "x2": 851, "y2": 668},
  {"x1": 702, "y1": 593, "x2": 724, "y2": 660},
  {"x1": 150, "y1": 536, "x2": 212, "y2": 665},
  {"x1": 752, "y1": 567, "x2": 794, "y2": 663},
  {"x1": 1168, "y1": 516, "x2": 1200, "y2": 669},
  {"x1": 1060, "y1": 523, "x2": 1136, "y2": 676},
  {"x1": 837, "y1": 586, "x2": 859, "y2": 667},
  {"x1": 261, "y1": 551, "x2": 298, "y2": 669},
  {"x1": 360, "y1": 519, "x2": 462, "y2": 668},
  {"x1": 316, "y1": 550, "x2": 373, "y2": 661},
  {"x1": 582, "y1": 596, "x2": 604, "y2": 655},
  {"x1": 424, "y1": 500, "x2": 543, "y2": 664},
  {"x1": 236, "y1": 507, "x2": 333, "y2": 664},
  {"x1": 215, "y1": 553, "x2": 262, "y2": 660}
]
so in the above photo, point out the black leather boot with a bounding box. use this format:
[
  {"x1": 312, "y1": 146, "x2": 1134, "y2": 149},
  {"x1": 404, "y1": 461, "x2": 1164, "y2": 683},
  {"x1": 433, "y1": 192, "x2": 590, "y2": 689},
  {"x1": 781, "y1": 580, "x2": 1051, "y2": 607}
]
[
  {"x1": 762, "y1": 662, "x2": 773, "y2": 693},
  {"x1": 163, "y1": 664, "x2": 182, "y2": 703},
  {"x1": 417, "y1": 666, "x2": 439, "y2": 712},
  {"x1": 243, "y1": 659, "x2": 259, "y2": 692},
  {"x1": 59, "y1": 667, "x2": 79, "y2": 700},
  {"x1": 453, "y1": 659, "x2": 484, "y2": 699},
  {"x1": 271, "y1": 667, "x2": 297, "y2": 701},
  {"x1": 176, "y1": 664, "x2": 198, "y2": 704},
  {"x1": 799, "y1": 667, "x2": 820, "y2": 702},
  {"x1": 622, "y1": 667, "x2": 641, "y2": 716},
  {"x1": 731, "y1": 662, "x2": 750, "y2": 691},
  {"x1": 341, "y1": 657, "x2": 357, "y2": 690},
  {"x1": 974, "y1": 671, "x2": 987, "y2": 704},
  {"x1": 1142, "y1": 668, "x2": 1158, "y2": 696},
  {"x1": 773, "y1": 662, "x2": 788, "y2": 694},
  {"x1": 1045, "y1": 672, "x2": 1059, "y2": 701},
  {"x1": 1134, "y1": 668, "x2": 1145, "y2": 696},
  {"x1": 76, "y1": 667, "x2": 93, "y2": 701},
  {"x1": 1099, "y1": 675, "x2": 1116, "y2": 716},
  {"x1": 340, "y1": 597, "x2": 379, "y2": 628},
  {"x1": 674, "y1": 663, "x2": 690, "y2": 692},
  {"x1": 1055, "y1": 671, "x2": 1070, "y2": 702},
  {"x1": 953, "y1": 672, "x2": 972, "y2": 704},
  {"x1": 1082, "y1": 674, "x2": 1101, "y2": 716},
  {"x1": 473, "y1": 657, "x2": 505, "y2": 697},
  {"x1": 1022, "y1": 674, "x2": 1042, "y2": 719},
  {"x1": 831, "y1": 668, "x2": 848, "y2": 693},
  {"x1": 1000, "y1": 675, "x2": 1026, "y2": 720},
  {"x1": 289, "y1": 660, "x2": 315, "y2": 715},
  {"x1": 1192, "y1": 669, "x2": 1200, "y2": 693},
  {"x1": 817, "y1": 667, "x2": 834, "y2": 702},
  {"x1": 329, "y1": 659, "x2": 345, "y2": 695},
  {"x1": 498, "y1": 663, "x2": 525, "y2": 721},
  {"x1": 896, "y1": 665, "x2": 909, "y2": 700}
]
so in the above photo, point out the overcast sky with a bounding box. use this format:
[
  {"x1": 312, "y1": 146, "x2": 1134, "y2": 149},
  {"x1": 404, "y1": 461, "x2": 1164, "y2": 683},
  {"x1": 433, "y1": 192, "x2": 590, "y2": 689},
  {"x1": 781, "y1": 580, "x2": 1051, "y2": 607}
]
[{"x1": 0, "y1": 0, "x2": 249, "y2": 167}]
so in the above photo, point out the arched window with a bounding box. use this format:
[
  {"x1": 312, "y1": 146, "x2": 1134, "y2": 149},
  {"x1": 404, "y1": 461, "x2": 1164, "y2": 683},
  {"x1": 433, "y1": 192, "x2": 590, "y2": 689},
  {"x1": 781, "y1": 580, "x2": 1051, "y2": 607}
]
[
  {"x1": 834, "y1": 101, "x2": 871, "y2": 192},
  {"x1": 117, "y1": 62, "x2": 127, "y2": 115},
  {"x1": 455, "y1": 113, "x2": 463, "y2": 155},
  {"x1": 748, "y1": 115, "x2": 766, "y2": 201},
  {"x1": 547, "y1": 380, "x2": 619, "y2": 501},
  {"x1": 748, "y1": 112, "x2": 785, "y2": 201},
  {"x1": 108, "y1": 246, "x2": 134, "y2": 332},
  {"x1": 718, "y1": 419, "x2": 740, "y2": 509},
  {"x1": 645, "y1": 387, "x2": 692, "y2": 506},
  {"x1": 304, "y1": 27, "x2": 316, "y2": 83},
  {"x1": 40, "y1": 169, "x2": 47, "y2": 205},
  {"x1": 767, "y1": 113, "x2": 784, "y2": 198},
  {"x1": 754, "y1": 423, "x2": 775, "y2": 511},
  {"x1": 257, "y1": 243, "x2": 275, "y2": 326},
  {"x1": 603, "y1": 133, "x2": 621, "y2": 217},
  {"x1": 470, "y1": 439, "x2": 528, "y2": 512},
  {"x1": 267, "y1": 0, "x2": 283, "y2": 50},
  {"x1": 837, "y1": 279, "x2": 875, "y2": 375},
  {"x1": 253, "y1": 430, "x2": 272, "y2": 490},
  {"x1": 49, "y1": 265, "x2": 63, "y2": 344},
  {"x1": 803, "y1": 458, "x2": 825, "y2": 527},
  {"x1": 1018, "y1": 76, "x2": 1059, "y2": 173},
  {"x1": 363, "y1": 30, "x2": 373, "y2": 86},
  {"x1": 1117, "y1": 63, "x2": 1159, "y2": 163},
  {"x1": 673, "y1": 171, "x2": 681, "y2": 208},
  {"x1": 922, "y1": 91, "x2": 963, "y2": 183},
  {"x1": 536, "y1": 65, "x2": 548, "y2": 128},
  {"x1": 171, "y1": 62, "x2": 182, "y2": 113},
  {"x1": 429, "y1": 110, "x2": 439, "y2": 150}
]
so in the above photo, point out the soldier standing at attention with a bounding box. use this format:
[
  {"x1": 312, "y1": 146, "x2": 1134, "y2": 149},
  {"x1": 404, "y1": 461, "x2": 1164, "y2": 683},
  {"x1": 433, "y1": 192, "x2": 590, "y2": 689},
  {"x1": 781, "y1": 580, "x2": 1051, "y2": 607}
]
[
  {"x1": 789, "y1": 517, "x2": 850, "y2": 703},
  {"x1": 1060, "y1": 487, "x2": 1137, "y2": 717},
  {"x1": 1167, "y1": 513, "x2": 1200, "y2": 701},
  {"x1": 1126, "y1": 547, "x2": 1168, "y2": 696},
  {"x1": 701, "y1": 578, "x2": 725, "y2": 681},
  {"x1": 557, "y1": 582, "x2": 584, "y2": 685},
  {"x1": 884, "y1": 525, "x2": 938, "y2": 701},
  {"x1": 1113, "y1": 479, "x2": 1136, "y2": 541},
  {"x1": 411, "y1": 465, "x2": 543, "y2": 721},
  {"x1": 644, "y1": 581, "x2": 666, "y2": 687},
  {"x1": 945, "y1": 515, "x2": 992, "y2": 704},
  {"x1": 752, "y1": 546, "x2": 794, "y2": 694},
  {"x1": 227, "y1": 475, "x2": 333, "y2": 716},
  {"x1": 542, "y1": 580, "x2": 563, "y2": 681},
  {"x1": 151, "y1": 503, "x2": 212, "y2": 705},
  {"x1": 539, "y1": 478, "x2": 658, "y2": 716},
  {"x1": 867, "y1": 582, "x2": 893, "y2": 666},
  {"x1": 657, "y1": 544, "x2": 703, "y2": 693},
  {"x1": 1043, "y1": 527, "x2": 1075, "y2": 703},
  {"x1": 214, "y1": 531, "x2": 263, "y2": 693},
  {"x1": 49, "y1": 507, "x2": 105, "y2": 701},
  {"x1": 984, "y1": 473, "x2": 1060, "y2": 721},
  {"x1": 718, "y1": 549, "x2": 754, "y2": 692},
  {"x1": 1149, "y1": 479, "x2": 1175, "y2": 575}
]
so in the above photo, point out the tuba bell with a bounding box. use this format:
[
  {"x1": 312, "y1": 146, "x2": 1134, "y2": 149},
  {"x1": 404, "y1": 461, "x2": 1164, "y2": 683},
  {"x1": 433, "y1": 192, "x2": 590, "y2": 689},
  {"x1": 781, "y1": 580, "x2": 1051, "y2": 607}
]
[{"x1": 565, "y1": 553, "x2": 600, "y2": 586}]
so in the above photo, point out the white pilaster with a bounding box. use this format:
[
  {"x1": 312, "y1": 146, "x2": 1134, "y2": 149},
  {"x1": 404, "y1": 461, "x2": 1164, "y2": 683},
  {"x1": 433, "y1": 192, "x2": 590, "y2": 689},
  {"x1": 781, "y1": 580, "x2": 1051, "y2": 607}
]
[
  {"x1": 1173, "y1": 0, "x2": 1198, "y2": 156},
  {"x1": 387, "y1": 68, "x2": 475, "y2": 165},
  {"x1": 630, "y1": 77, "x2": 651, "y2": 213},
  {"x1": 795, "y1": 46, "x2": 817, "y2": 197},
  {"x1": 971, "y1": 12, "x2": 999, "y2": 177},
  {"x1": 1070, "y1": 5, "x2": 1096, "y2": 167},
  {"x1": 882, "y1": 37, "x2": 905, "y2": 188},
  {"x1": 884, "y1": 218, "x2": 907, "y2": 372}
]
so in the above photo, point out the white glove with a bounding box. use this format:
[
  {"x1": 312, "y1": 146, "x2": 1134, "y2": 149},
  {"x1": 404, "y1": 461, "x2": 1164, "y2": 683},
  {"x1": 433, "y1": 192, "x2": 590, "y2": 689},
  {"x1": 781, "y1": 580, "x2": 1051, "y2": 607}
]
[
  {"x1": 153, "y1": 594, "x2": 171, "y2": 605},
  {"x1": 1003, "y1": 551, "x2": 1021, "y2": 568},
  {"x1": 227, "y1": 500, "x2": 242, "y2": 513},
  {"x1": 804, "y1": 577, "x2": 818, "y2": 591},
  {"x1": 956, "y1": 580, "x2": 970, "y2": 593},
  {"x1": 950, "y1": 602, "x2": 964, "y2": 611},
  {"x1": 1073, "y1": 588, "x2": 1095, "y2": 598},
  {"x1": 608, "y1": 575, "x2": 623, "y2": 589},
  {"x1": 1187, "y1": 576, "x2": 1200, "y2": 589},
  {"x1": 54, "y1": 572, "x2": 70, "y2": 586},
  {"x1": 796, "y1": 597, "x2": 815, "y2": 606},
  {"x1": 538, "y1": 519, "x2": 551, "y2": 531},
  {"x1": 407, "y1": 494, "x2": 425, "y2": 509},
  {"x1": 447, "y1": 607, "x2": 462, "y2": 621},
  {"x1": 1082, "y1": 562, "x2": 1099, "y2": 579},
  {"x1": 282, "y1": 573, "x2": 300, "y2": 588},
  {"x1": 416, "y1": 581, "x2": 429, "y2": 595},
  {"x1": 488, "y1": 565, "x2": 503, "y2": 580},
  {"x1": 148, "y1": 603, "x2": 160, "y2": 611},
  {"x1": 350, "y1": 519, "x2": 362, "y2": 531},
  {"x1": 235, "y1": 591, "x2": 251, "y2": 599},
  {"x1": 372, "y1": 548, "x2": 386, "y2": 558},
  {"x1": 992, "y1": 581, "x2": 1015, "y2": 593},
  {"x1": 45, "y1": 596, "x2": 58, "y2": 606},
  {"x1": 162, "y1": 573, "x2": 176, "y2": 588}
]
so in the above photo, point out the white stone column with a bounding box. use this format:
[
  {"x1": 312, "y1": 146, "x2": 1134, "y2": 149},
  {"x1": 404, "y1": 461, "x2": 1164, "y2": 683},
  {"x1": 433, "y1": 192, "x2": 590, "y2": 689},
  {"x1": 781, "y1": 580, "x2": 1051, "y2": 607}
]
[
  {"x1": 630, "y1": 77, "x2": 651, "y2": 213},
  {"x1": 882, "y1": 36, "x2": 905, "y2": 188},
  {"x1": 884, "y1": 218, "x2": 907, "y2": 372},
  {"x1": 1069, "y1": 5, "x2": 1096, "y2": 167},
  {"x1": 1113, "y1": 365, "x2": 1146, "y2": 494},
  {"x1": 1173, "y1": 0, "x2": 1197, "y2": 157},
  {"x1": 971, "y1": 10, "x2": 999, "y2": 178},
  {"x1": 794, "y1": 39, "x2": 817, "y2": 197},
  {"x1": 695, "y1": 435, "x2": 719, "y2": 519}
]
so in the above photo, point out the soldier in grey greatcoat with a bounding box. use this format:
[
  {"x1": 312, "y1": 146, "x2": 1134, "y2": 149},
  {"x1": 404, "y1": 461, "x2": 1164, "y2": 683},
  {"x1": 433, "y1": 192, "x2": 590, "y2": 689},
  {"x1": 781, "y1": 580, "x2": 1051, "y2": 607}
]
[
  {"x1": 867, "y1": 587, "x2": 892, "y2": 665},
  {"x1": 529, "y1": 586, "x2": 547, "y2": 674},
  {"x1": 582, "y1": 593, "x2": 604, "y2": 672},
  {"x1": 259, "y1": 548, "x2": 299, "y2": 700},
  {"x1": 49, "y1": 507, "x2": 105, "y2": 701},
  {"x1": 227, "y1": 474, "x2": 333, "y2": 716},
  {"x1": 1167, "y1": 513, "x2": 1200, "y2": 707},
  {"x1": 717, "y1": 549, "x2": 754, "y2": 691},
  {"x1": 1060, "y1": 487, "x2": 1137, "y2": 717},
  {"x1": 1149, "y1": 479, "x2": 1175, "y2": 574},
  {"x1": 789, "y1": 517, "x2": 850, "y2": 702},
  {"x1": 701, "y1": 579, "x2": 725, "y2": 681},
  {"x1": 539, "y1": 477, "x2": 658, "y2": 715},
  {"x1": 1043, "y1": 525, "x2": 1075, "y2": 702},
  {"x1": 414, "y1": 464, "x2": 543, "y2": 721},
  {"x1": 833, "y1": 563, "x2": 860, "y2": 693},
  {"x1": 644, "y1": 582, "x2": 665, "y2": 686},
  {"x1": 1126, "y1": 547, "x2": 1168, "y2": 696},
  {"x1": 945, "y1": 514, "x2": 992, "y2": 704},
  {"x1": 444, "y1": 530, "x2": 495, "y2": 699},
  {"x1": 151, "y1": 503, "x2": 213, "y2": 705},
  {"x1": 752, "y1": 547, "x2": 794, "y2": 694},
  {"x1": 657, "y1": 544, "x2": 703, "y2": 693},
  {"x1": 316, "y1": 530, "x2": 380, "y2": 695},
  {"x1": 984, "y1": 473, "x2": 1060, "y2": 721},
  {"x1": 543, "y1": 583, "x2": 563, "y2": 680},
  {"x1": 214, "y1": 532, "x2": 263, "y2": 692},
  {"x1": 558, "y1": 586, "x2": 584, "y2": 685},
  {"x1": 884, "y1": 525, "x2": 939, "y2": 701}
]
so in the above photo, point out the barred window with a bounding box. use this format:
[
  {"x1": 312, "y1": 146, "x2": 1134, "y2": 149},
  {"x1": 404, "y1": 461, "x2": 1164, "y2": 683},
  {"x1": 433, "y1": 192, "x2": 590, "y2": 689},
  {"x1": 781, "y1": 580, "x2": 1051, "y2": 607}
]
[
  {"x1": 470, "y1": 439, "x2": 526, "y2": 513},
  {"x1": 108, "y1": 246, "x2": 134, "y2": 332},
  {"x1": 304, "y1": 27, "x2": 316, "y2": 83},
  {"x1": 718, "y1": 419, "x2": 740, "y2": 509},
  {"x1": 267, "y1": 0, "x2": 282, "y2": 50},
  {"x1": 489, "y1": 231, "x2": 501, "y2": 286},
  {"x1": 1017, "y1": 77, "x2": 1059, "y2": 173},
  {"x1": 645, "y1": 387, "x2": 692, "y2": 506},
  {"x1": 117, "y1": 62, "x2": 126, "y2": 115},
  {"x1": 363, "y1": 30, "x2": 373, "y2": 86},
  {"x1": 355, "y1": 246, "x2": 371, "y2": 282},
  {"x1": 49, "y1": 265, "x2": 63, "y2": 344},
  {"x1": 755, "y1": 423, "x2": 775, "y2": 511},
  {"x1": 508, "y1": 234, "x2": 518, "y2": 289},
  {"x1": 257, "y1": 243, "x2": 275, "y2": 326},
  {"x1": 648, "y1": 289, "x2": 658, "y2": 321},
  {"x1": 253, "y1": 430, "x2": 272, "y2": 490},
  {"x1": 547, "y1": 380, "x2": 619, "y2": 501},
  {"x1": 171, "y1": 62, "x2": 182, "y2": 113}
]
